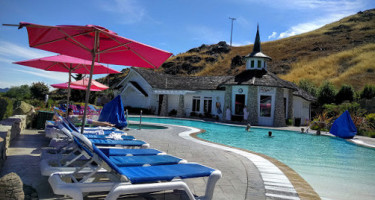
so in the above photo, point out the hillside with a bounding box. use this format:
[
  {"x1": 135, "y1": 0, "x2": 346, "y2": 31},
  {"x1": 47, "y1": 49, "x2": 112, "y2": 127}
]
[{"x1": 156, "y1": 9, "x2": 375, "y2": 90}]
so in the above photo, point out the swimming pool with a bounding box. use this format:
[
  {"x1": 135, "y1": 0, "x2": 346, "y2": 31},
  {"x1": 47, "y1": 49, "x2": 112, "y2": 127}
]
[{"x1": 129, "y1": 117, "x2": 375, "y2": 200}]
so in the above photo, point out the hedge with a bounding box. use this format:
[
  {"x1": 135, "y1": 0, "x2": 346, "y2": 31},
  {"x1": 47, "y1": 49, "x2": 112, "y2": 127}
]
[{"x1": 0, "y1": 97, "x2": 13, "y2": 120}]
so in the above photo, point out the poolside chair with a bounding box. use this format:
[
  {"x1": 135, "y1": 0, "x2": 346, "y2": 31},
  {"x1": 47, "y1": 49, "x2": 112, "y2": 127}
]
[
  {"x1": 48, "y1": 129, "x2": 222, "y2": 200},
  {"x1": 41, "y1": 125, "x2": 182, "y2": 176},
  {"x1": 57, "y1": 121, "x2": 149, "y2": 149},
  {"x1": 53, "y1": 110, "x2": 127, "y2": 136}
]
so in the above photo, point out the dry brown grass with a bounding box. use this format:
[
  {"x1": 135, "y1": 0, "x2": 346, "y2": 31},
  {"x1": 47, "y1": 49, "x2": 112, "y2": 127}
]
[{"x1": 280, "y1": 43, "x2": 375, "y2": 90}]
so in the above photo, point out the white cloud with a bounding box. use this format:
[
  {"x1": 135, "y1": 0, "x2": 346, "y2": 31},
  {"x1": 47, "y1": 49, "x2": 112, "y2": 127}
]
[
  {"x1": 232, "y1": 41, "x2": 251, "y2": 47},
  {"x1": 14, "y1": 69, "x2": 68, "y2": 82},
  {"x1": 268, "y1": 32, "x2": 277, "y2": 39},
  {"x1": 187, "y1": 25, "x2": 225, "y2": 44},
  {"x1": 99, "y1": 0, "x2": 146, "y2": 24},
  {"x1": 0, "y1": 40, "x2": 53, "y2": 62},
  {"x1": 278, "y1": 13, "x2": 348, "y2": 38}
]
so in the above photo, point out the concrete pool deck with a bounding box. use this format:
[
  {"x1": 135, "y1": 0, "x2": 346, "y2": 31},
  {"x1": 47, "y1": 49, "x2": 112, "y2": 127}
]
[{"x1": 1, "y1": 120, "x2": 374, "y2": 200}]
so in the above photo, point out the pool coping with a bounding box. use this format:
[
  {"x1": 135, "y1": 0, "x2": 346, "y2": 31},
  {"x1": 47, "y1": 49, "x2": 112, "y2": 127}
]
[{"x1": 131, "y1": 118, "x2": 321, "y2": 200}]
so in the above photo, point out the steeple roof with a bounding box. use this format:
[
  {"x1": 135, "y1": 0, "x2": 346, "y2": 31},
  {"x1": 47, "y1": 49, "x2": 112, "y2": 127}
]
[
  {"x1": 253, "y1": 24, "x2": 261, "y2": 53},
  {"x1": 245, "y1": 25, "x2": 271, "y2": 60}
]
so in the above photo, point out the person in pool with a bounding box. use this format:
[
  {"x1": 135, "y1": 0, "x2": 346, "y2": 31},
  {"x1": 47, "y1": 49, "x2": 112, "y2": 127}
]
[
  {"x1": 268, "y1": 131, "x2": 273, "y2": 137},
  {"x1": 246, "y1": 123, "x2": 251, "y2": 132},
  {"x1": 67, "y1": 108, "x2": 114, "y2": 127}
]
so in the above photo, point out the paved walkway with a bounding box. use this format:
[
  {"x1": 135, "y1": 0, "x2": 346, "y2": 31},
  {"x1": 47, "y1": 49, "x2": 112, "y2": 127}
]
[{"x1": 11, "y1": 120, "x2": 375, "y2": 200}]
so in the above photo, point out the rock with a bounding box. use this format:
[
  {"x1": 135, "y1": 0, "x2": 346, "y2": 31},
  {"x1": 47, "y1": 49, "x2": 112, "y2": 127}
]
[
  {"x1": 0, "y1": 172, "x2": 24, "y2": 200},
  {"x1": 231, "y1": 55, "x2": 244, "y2": 69},
  {"x1": 13, "y1": 102, "x2": 34, "y2": 116},
  {"x1": 183, "y1": 55, "x2": 201, "y2": 63},
  {"x1": 206, "y1": 41, "x2": 231, "y2": 55}
]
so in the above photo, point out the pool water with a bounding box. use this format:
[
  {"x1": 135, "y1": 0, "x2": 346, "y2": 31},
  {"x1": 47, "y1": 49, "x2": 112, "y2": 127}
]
[
  {"x1": 127, "y1": 123, "x2": 167, "y2": 129},
  {"x1": 129, "y1": 117, "x2": 375, "y2": 200}
]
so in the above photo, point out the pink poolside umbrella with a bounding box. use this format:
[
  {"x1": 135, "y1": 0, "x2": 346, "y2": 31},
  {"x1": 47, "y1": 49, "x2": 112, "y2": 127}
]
[
  {"x1": 16, "y1": 22, "x2": 172, "y2": 132},
  {"x1": 14, "y1": 54, "x2": 120, "y2": 115},
  {"x1": 51, "y1": 78, "x2": 109, "y2": 91}
]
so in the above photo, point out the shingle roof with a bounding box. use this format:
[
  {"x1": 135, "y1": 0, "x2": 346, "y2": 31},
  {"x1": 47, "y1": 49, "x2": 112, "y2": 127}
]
[
  {"x1": 133, "y1": 68, "x2": 229, "y2": 90},
  {"x1": 219, "y1": 69, "x2": 296, "y2": 90},
  {"x1": 132, "y1": 68, "x2": 316, "y2": 101}
]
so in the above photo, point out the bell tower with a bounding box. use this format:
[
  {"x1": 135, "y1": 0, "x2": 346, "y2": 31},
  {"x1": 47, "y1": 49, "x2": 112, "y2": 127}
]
[{"x1": 244, "y1": 25, "x2": 271, "y2": 70}]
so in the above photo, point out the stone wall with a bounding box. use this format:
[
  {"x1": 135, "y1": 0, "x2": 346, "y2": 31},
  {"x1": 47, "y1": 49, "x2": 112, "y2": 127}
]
[
  {"x1": 288, "y1": 89, "x2": 294, "y2": 120},
  {"x1": 177, "y1": 95, "x2": 185, "y2": 117},
  {"x1": 223, "y1": 86, "x2": 232, "y2": 121},
  {"x1": 273, "y1": 88, "x2": 286, "y2": 127},
  {"x1": 247, "y1": 86, "x2": 258, "y2": 125},
  {"x1": 160, "y1": 95, "x2": 168, "y2": 116},
  {"x1": 0, "y1": 115, "x2": 27, "y2": 171}
]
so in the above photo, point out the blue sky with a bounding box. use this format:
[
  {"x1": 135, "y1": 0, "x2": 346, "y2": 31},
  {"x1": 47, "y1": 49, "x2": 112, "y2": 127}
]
[{"x1": 0, "y1": 0, "x2": 374, "y2": 89}]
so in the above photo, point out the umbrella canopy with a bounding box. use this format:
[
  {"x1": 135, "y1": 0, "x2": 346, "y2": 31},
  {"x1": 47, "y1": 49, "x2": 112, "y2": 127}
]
[
  {"x1": 18, "y1": 22, "x2": 172, "y2": 133},
  {"x1": 14, "y1": 54, "x2": 120, "y2": 74},
  {"x1": 14, "y1": 54, "x2": 120, "y2": 115},
  {"x1": 18, "y1": 22, "x2": 172, "y2": 68},
  {"x1": 51, "y1": 78, "x2": 109, "y2": 91}
]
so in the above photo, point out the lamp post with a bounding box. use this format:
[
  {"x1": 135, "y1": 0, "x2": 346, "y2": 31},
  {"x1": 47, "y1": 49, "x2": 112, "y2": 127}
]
[{"x1": 229, "y1": 17, "x2": 236, "y2": 46}]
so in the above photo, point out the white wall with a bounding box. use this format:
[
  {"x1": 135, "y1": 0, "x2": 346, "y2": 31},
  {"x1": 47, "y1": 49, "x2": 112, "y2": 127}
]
[
  {"x1": 167, "y1": 95, "x2": 179, "y2": 113},
  {"x1": 118, "y1": 70, "x2": 154, "y2": 110},
  {"x1": 184, "y1": 90, "x2": 225, "y2": 118},
  {"x1": 293, "y1": 96, "x2": 311, "y2": 126}
]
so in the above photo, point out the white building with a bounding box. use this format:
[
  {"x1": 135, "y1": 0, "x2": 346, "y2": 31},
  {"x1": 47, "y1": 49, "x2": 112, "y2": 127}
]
[{"x1": 115, "y1": 27, "x2": 315, "y2": 126}]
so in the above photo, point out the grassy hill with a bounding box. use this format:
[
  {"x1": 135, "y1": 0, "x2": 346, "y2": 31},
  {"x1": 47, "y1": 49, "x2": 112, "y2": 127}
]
[{"x1": 156, "y1": 9, "x2": 375, "y2": 91}]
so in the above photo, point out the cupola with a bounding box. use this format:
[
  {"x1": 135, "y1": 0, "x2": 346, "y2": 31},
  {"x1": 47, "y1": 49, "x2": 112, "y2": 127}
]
[{"x1": 244, "y1": 25, "x2": 271, "y2": 70}]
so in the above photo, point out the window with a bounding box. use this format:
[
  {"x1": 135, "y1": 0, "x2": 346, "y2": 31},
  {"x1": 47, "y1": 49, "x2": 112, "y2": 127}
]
[
  {"x1": 192, "y1": 96, "x2": 200, "y2": 112},
  {"x1": 258, "y1": 60, "x2": 262, "y2": 68},
  {"x1": 203, "y1": 97, "x2": 212, "y2": 114},
  {"x1": 260, "y1": 95, "x2": 272, "y2": 117},
  {"x1": 251, "y1": 60, "x2": 254, "y2": 68}
]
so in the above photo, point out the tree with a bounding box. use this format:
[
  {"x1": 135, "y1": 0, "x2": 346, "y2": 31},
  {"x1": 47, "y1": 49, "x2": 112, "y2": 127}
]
[
  {"x1": 5, "y1": 85, "x2": 31, "y2": 100},
  {"x1": 317, "y1": 81, "x2": 336, "y2": 106},
  {"x1": 298, "y1": 79, "x2": 317, "y2": 97},
  {"x1": 70, "y1": 74, "x2": 85, "y2": 102},
  {"x1": 360, "y1": 84, "x2": 375, "y2": 99},
  {"x1": 335, "y1": 84, "x2": 354, "y2": 104},
  {"x1": 30, "y1": 82, "x2": 49, "y2": 100}
]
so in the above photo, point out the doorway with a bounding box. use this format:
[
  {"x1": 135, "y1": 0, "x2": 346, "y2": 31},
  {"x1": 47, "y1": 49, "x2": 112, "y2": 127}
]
[{"x1": 234, "y1": 94, "x2": 245, "y2": 115}]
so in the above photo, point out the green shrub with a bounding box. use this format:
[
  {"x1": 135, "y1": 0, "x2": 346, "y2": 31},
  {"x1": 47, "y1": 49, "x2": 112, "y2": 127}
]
[
  {"x1": 317, "y1": 81, "x2": 336, "y2": 106},
  {"x1": 5, "y1": 85, "x2": 31, "y2": 100},
  {"x1": 24, "y1": 99, "x2": 45, "y2": 108},
  {"x1": 286, "y1": 118, "x2": 293, "y2": 126},
  {"x1": 335, "y1": 84, "x2": 354, "y2": 104},
  {"x1": 298, "y1": 79, "x2": 317, "y2": 97},
  {"x1": 30, "y1": 82, "x2": 49, "y2": 100},
  {"x1": 365, "y1": 113, "x2": 375, "y2": 129},
  {"x1": 360, "y1": 84, "x2": 375, "y2": 99},
  {"x1": 168, "y1": 109, "x2": 177, "y2": 116},
  {"x1": 0, "y1": 97, "x2": 13, "y2": 120}
]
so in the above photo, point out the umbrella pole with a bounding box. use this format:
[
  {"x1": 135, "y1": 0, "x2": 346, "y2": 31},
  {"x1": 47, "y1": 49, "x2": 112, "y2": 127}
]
[
  {"x1": 81, "y1": 31, "x2": 98, "y2": 134},
  {"x1": 66, "y1": 68, "x2": 72, "y2": 117}
]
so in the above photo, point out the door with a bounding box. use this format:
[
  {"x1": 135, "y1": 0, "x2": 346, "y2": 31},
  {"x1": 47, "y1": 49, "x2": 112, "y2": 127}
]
[{"x1": 234, "y1": 94, "x2": 245, "y2": 115}]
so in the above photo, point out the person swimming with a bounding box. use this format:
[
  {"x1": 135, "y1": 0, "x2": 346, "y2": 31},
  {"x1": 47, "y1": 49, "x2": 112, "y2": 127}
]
[
  {"x1": 268, "y1": 131, "x2": 273, "y2": 137},
  {"x1": 246, "y1": 123, "x2": 251, "y2": 132}
]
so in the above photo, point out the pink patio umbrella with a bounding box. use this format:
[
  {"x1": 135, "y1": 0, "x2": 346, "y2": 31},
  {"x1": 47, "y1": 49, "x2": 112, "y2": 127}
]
[
  {"x1": 51, "y1": 78, "x2": 109, "y2": 92},
  {"x1": 14, "y1": 54, "x2": 120, "y2": 115},
  {"x1": 16, "y1": 22, "x2": 172, "y2": 132}
]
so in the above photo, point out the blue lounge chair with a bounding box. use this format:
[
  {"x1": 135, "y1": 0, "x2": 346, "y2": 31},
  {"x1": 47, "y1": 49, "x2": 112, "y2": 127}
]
[
  {"x1": 40, "y1": 125, "x2": 177, "y2": 176},
  {"x1": 48, "y1": 129, "x2": 222, "y2": 200}
]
